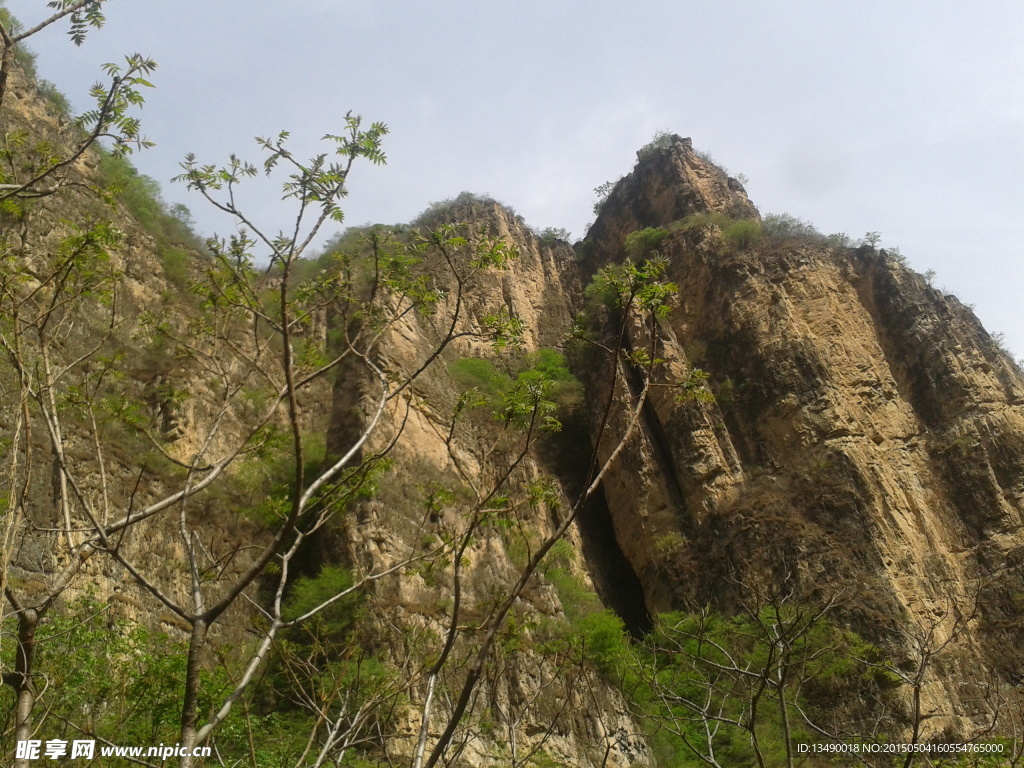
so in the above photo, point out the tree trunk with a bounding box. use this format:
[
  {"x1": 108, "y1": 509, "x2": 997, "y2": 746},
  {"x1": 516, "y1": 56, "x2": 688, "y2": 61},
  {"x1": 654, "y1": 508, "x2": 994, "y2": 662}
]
[
  {"x1": 12, "y1": 608, "x2": 39, "y2": 768},
  {"x1": 178, "y1": 618, "x2": 208, "y2": 768}
]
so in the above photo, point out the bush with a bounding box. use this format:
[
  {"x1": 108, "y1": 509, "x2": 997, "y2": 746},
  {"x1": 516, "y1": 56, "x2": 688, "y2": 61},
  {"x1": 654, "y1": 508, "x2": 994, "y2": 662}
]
[
  {"x1": 624, "y1": 227, "x2": 670, "y2": 259},
  {"x1": 674, "y1": 212, "x2": 762, "y2": 251},
  {"x1": 577, "y1": 610, "x2": 628, "y2": 673},
  {"x1": 37, "y1": 79, "x2": 73, "y2": 117},
  {"x1": 449, "y1": 349, "x2": 583, "y2": 417},
  {"x1": 636, "y1": 129, "x2": 675, "y2": 161},
  {"x1": 545, "y1": 566, "x2": 602, "y2": 621},
  {"x1": 761, "y1": 212, "x2": 824, "y2": 243},
  {"x1": 675, "y1": 211, "x2": 732, "y2": 233},
  {"x1": 827, "y1": 232, "x2": 852, "y2": 249},
  {"x1": 448, "y1": 357, "x2": 511, "y2": 398},
  {"x1": 722, "y1": 219, "x2": 761, "y2": 249},
  {"x1": 520, "y1": 348, "x2": 584, "y2": 411},
  {"x1": 524, "y1": 348, "x2": 572, "y2": 382},
  {"x1": 160, "y1": 246, "x2": 191, "y2": 288},
  {"x1": 884, "y1": 246, "x2": 908, "y2": 266},
  {"x1": 537, "y1": 226, "x2": 571, "y2": 244},
  {"x1": 282, "y1": 565, "x2": 360, "y2": 635},
  {"x1": 542, "y1": 564, "x2": 629, "y2": 675},
  {"x1": 411, "y1": 191, "x2": 505, "y2": 227}
]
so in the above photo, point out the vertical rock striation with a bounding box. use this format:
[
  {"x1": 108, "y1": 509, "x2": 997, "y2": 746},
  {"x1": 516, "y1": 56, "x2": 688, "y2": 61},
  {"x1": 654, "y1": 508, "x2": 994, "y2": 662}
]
[{"x1": 575, "y1": 135, "x2": 1024, "y2": 735}]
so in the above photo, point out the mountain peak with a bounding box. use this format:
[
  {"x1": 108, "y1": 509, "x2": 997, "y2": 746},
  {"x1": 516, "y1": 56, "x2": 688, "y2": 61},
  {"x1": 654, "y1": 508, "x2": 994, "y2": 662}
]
[{"x1": 582, "y1": 134, "x2": 759, "y2": 273}]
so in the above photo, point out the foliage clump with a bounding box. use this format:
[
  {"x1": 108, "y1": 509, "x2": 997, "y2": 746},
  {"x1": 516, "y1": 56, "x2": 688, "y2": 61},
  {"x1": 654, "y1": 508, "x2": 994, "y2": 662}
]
[
  {"x1": 761, "y1": 212, "x2": 825, "y2": 244},
  {"x1": 721, "y1": 218, "x2": 761, "y2": 249},
  {"x1": 448, "y1": 357, "x2": 512, "y2": 398},
  {"x1": 536, "y1": 226, "x2": 571, "y2": 244},
  {"x1": 412, "y1": 191, "x2": 510, "y2": 228},
  {"x1": 0, "y1": 597, "x2": 229, "y2": 749},
  {"x1": 448, "y1": 348, "x2": 584, "y2": 430},
  {"x1": 592, "y1": 179, "x2": 620, "y2": 215},
  {"x1": 97, "y1": 151, "x2": 204, "y2": 288},
  {"x1": 636, "y1": 129, "x2": 676, "y2": 161},
  {"x1": 624, "y1": 227, "x2": 670, "y2": 259}
]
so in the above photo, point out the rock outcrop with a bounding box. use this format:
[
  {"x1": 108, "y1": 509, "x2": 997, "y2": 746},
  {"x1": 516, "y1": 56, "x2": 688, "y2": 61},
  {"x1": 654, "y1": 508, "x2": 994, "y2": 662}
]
[
  {"x1": 573, "y1": 135, "x2": 1024, "y2": 736},
  {"x1": 6, "y1": 48, "x2": 1024, "y2": 760},
  {"x1": 350, "y1": 136, "x2": 1024, "y2": 753}
]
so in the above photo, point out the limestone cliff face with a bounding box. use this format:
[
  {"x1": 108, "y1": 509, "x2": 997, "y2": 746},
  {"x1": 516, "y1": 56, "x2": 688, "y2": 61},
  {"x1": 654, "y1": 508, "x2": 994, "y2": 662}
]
[
  {"x1": 319, "y1": 136, "x2": 1024, "y2": 756},
  {"x1": 325, "y1": 200, "x2": 649, "y2": 768},
  {"x1": 574, "y1": 136, "x2": 1024, "y2": 734},
  {"x1": 9, "y1": 51, "x2": 1024, "y2": 759}
]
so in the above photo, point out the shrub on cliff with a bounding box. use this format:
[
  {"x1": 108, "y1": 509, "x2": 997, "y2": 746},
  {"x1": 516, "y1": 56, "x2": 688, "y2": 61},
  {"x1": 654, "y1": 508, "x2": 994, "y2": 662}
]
[
  {"x1": 722, "y1": 218, "x2": 762, "y2": 249},
  {"x1": 761, "y1": 213, "x2": 826, "y2": 245},
  {"x1": 625, "y1": 226, "x2": 670, "y2": 258},
  {"x1": 636, "y1": 129, "x2": 675, "y2": 161}
]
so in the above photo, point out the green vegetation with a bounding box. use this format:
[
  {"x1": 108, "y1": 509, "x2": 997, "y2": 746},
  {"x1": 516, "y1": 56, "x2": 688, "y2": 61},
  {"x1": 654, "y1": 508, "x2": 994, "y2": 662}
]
[
  {"x1": 862, "y1": 230, "x2": 883, "y2": 248},
  {"x1": 592, "y1": 179, "x2": 619, "y2": 215},
  {"x1": 665, "y1": 210, "x2": 868, "y2": 255},
  {"x1": 827, "y1": 231, "x2": 852, "y2": 248},
  {"x1": 539, "y1": 548, "x2": 629, "y2": 677},
  {"x1": 0, "y1": 596, "x2": 230, "y2": 750},
  {"x1": 532, "y1": 552, "x2": 908, "y2": 768},
  {"x1": 536, "y1": 226, "x2": 571, "y2": 244},
  {"x1": 0, "y1": 586, "x2": 393, "y2": 768},
  {"x1": 36, "y1": 79, "x2": 73, "y2": 117},
  {"x1": 412, "y1": 190, "x2": 510, "y2": 228},
  {"x1": 631, "y1": 606, "x2": 895, "y2": 768},
  {"x1": 721, "y1": 218, "x2": 761, "y2": 249},
  {"x1": 448, "y1": 356, "x2": 512, "y2": 398},
  {"x1": 583, "y1": 255, "x2": 677, "y2": 320},
  {"x1": 761, "y1": 212, "x2": 824, "y2": 243},
  {"x1": 636, "y1": 129, "x2": 675, "y2": 161},
  {"x1": 97, "y1": 151, "x2": 204, "y2": 288},
  {"x1": 624, "y1": 226, "x2": 670, "y2": 258},
  {"x1": 448, "y1": 348, "x2": 584, "y2": 428}
]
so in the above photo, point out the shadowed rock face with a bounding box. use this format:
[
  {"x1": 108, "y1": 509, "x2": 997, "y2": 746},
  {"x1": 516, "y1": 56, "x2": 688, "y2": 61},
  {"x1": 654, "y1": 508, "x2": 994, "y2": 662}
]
[
  {"x1": 12, "y1": 51, "x2": 1024, "y2": 755},
  {"x1": 582, "y1": 135, "x2": 759, "y2": 280},
  {"x1": 330, "y1": 136, "x2": 1024, "y2": 751},
  {"x1": 573, "y1": 135, "x2": 1024, "y2": 734}
]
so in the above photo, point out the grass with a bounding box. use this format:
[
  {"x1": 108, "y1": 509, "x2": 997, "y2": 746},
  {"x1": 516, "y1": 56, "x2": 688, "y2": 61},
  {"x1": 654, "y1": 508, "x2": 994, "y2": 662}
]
[
  {"x1": 96, "y1": 151, "x2": 205, "y2": 289},
  {"x1": 411, "y1": 191, "x2": 514, "y2": 228}
]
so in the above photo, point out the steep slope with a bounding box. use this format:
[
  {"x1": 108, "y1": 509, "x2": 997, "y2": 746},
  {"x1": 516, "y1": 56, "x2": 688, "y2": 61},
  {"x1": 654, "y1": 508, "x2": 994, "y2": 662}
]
[
  {"x1": 8, "y1": 36, "x2": 1024, "y2": 759},
  {"x1": 320, "y1": 199, "x2": 652, "y2": 768},
  {"x1": 577, "y1": 135, "x2": 1024, "y2": 736}
]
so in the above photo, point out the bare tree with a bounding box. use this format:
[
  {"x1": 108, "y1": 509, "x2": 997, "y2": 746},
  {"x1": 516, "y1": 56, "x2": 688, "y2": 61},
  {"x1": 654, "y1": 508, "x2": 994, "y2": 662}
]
[
  {"x1": 859, "y1": 586, "x2": 988, "y2": 768},
  {"x1": 2, "y1": 8, "x2": 709, "y2": 767},
  {"x1": 400, "y1": 255, "x2": 699, "y2": 768},
  {"x1": 631, "y1": 580, "x2": 870, "y2": 768}
]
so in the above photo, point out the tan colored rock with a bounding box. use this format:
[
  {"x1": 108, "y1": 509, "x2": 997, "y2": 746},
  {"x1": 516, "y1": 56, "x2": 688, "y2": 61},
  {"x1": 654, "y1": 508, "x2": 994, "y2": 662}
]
[{"x1": 578, "y1": 136, "x2": 1024, "y2": 738}]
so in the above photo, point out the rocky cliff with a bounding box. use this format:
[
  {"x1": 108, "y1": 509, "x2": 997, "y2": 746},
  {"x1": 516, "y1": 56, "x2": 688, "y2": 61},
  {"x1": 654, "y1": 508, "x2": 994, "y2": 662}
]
[
  {"x1": 5, "y1": 51, "x2": 1024, "y2": 763},
  {"x1": 340, "y1": 135, "x2": 1024, "y2": 755},
  {"x1": 574, "y1": 136, "x2": 1024, "y2": 736}
]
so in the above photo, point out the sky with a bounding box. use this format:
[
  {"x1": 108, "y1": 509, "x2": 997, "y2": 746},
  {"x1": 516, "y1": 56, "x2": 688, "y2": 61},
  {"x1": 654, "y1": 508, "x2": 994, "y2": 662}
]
[{"x1": 6, "y1": 0, "x2": 1024, "y2": 357}]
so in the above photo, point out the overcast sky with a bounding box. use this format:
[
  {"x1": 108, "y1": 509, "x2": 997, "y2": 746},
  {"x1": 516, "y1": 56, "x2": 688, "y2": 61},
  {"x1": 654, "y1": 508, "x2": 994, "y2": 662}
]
[{"x1": 7, "y1": 0, "x2": 1023, "y2": 357}]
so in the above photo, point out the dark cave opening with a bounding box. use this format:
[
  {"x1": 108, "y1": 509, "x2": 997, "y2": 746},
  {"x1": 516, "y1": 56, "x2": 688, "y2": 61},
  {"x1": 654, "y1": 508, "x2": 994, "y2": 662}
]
[
  {"x1": 540, "y1": 411, "x2": 652, "y2": 638},
  {"x1": 575, "y1": 485, "x2": 653, "y2": 637}
]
